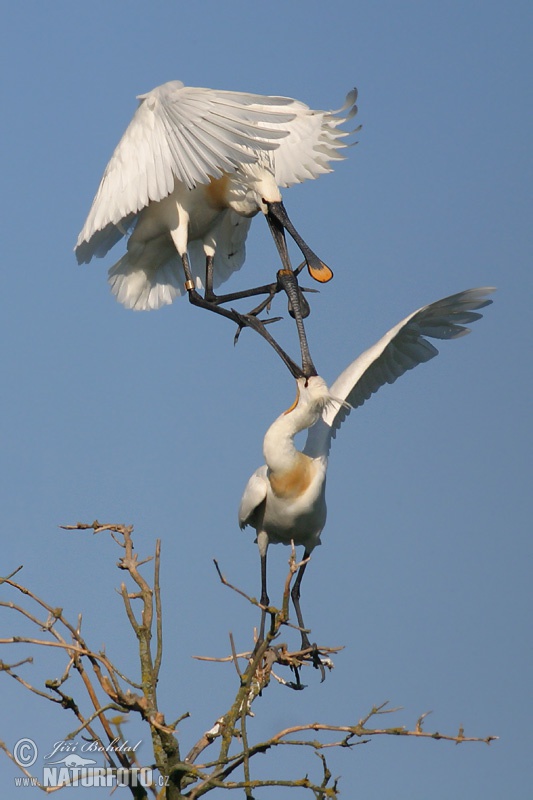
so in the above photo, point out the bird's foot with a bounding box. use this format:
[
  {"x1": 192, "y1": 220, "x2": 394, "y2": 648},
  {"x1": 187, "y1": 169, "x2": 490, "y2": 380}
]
[
  {"x1": 287, "y1": 662, "x2": 307, "y2": 690},
  {"x1": 231, "y1": 310, "x2": 305, "y2": 380},
  {"x1": 300, "y1": 637, "x2": 328, "y2": 682},
  {"x1": 202, "y1": 280, "x2": 280, "y2": 309},
  {"x1": 202, "y1": 259, "x2": 316, "y2": 318},
  {"x1": 232, "y1": 310, "x2": 283, "y2": 345},
  {"x1": 186, "y1": 287, "x2": 247, "y2": 325}
]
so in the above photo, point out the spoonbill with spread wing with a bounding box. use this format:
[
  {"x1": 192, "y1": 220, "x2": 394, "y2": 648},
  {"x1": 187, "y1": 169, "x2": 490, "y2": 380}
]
[
  {"x1": 75, "y1": 81, "x2": 358, "y2": 375},
  {"x1": 239, "y1": 288, "x2": 494, "y2": 651}
]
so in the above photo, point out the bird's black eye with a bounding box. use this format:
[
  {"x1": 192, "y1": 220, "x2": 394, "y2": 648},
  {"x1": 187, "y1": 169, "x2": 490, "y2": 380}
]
[{"x1": 304, "y1": 378, "x2": 309, "y2": 388}]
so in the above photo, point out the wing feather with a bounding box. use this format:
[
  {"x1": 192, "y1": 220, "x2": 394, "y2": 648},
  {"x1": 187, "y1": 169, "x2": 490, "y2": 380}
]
[
  {"x1": 304, "y1": 288, "x2": 494, "y2": 458},
  {"x1": 76, "y1": 82, "x2": 358, "y2": 262},
  {"x1": 272, "y1": 89, "x2": 359, "y2": 188},
  {"x1": 238, "y1": 467, "x2": 269, "y2": 530},
  {"x1": 75, "y1": 81, "x2": 296, "y2": 262}
]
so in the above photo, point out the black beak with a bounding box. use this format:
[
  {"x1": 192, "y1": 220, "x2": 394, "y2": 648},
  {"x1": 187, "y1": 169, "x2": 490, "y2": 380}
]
[
  {"x1": 265, "y1": 202, "x2": 292, "y2": 271},
  {"x1": 264, "y1": 201, "x2": 319, "y2": 379},
  {"x1": 266, "y1": 201, "x2": 334, "y2": 284}
]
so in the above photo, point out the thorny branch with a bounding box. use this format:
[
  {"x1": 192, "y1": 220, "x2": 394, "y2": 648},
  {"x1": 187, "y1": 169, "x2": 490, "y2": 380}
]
[{"x1": 0, "y1": 522, "x2": 497, "y2": 799}]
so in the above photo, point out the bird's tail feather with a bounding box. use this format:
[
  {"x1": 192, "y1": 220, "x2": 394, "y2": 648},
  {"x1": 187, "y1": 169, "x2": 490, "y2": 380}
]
[
  {"x1": 108, "y1": 251, "x2": 188, "y2": 310},
  {"x1": 107, "y1": 212, "x2": 250, "y2": 311}
]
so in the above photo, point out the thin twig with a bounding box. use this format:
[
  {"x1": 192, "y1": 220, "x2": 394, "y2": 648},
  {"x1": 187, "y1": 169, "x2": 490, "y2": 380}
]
[
  {"x1": 0, "y1": 565, "x2": 24, "y2": 584},
  {"x1": 153, "y1": 540, "x2": 163, "y2": 681}
]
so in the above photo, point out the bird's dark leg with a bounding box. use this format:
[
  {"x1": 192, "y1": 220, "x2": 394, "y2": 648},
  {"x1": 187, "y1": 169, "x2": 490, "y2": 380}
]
[
  {"x1": 180, "y1": 251, "x2": 196, "y2": 288},
  {"x1": 258, "y1": 550, "x2": 269, "y2": 643},
  {"x1": 232, "y1": 311, "x2": 305, "y2": 379},
  {"x1": 291, "y1": 551, "x2": 325, "y2": 679},
  {"x1": 182, "y1": 253, "x2": 269, "y2": 327},
  {"x1": 291, "y1": 550, "x2": 312, "y2": 652},
  {"x1": 256, "y1": 532, "x2": 270, "y2": 643},
  {"x1": 182, "y1": 253, "x2": 309, "y2": 379},
  {"x1": 204, "y1": 253, "x2": 215, "y2": 301},
  {"x1": 203, "y1": 255, "x2": 314, "y2": 313},
  {"x1": 203, "y1": 254, "x2": 276, "y2": 305}
]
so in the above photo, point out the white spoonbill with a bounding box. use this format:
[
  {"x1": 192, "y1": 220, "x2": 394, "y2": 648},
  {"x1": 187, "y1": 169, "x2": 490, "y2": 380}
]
[
  {"x1": 75, "y1": 81, "x2": 358, "y2": 371},
  {"x1": 239, "y1": 288, "x2": 494, "y2": 650}
]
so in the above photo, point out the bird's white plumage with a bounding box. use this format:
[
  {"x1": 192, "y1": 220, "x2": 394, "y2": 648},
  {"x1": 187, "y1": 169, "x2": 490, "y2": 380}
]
[
  {"x1": 240, "y1": 288, "x2": 494, "y2": 556},
  {"x1": 304, "y1": 287, "x2": 495, "y2": 459},
  {"x1": 269, "y1": 89, "x2": 358, "y2": 188},
  {"x1": 76, "y1": 82, "x2": 297, "y2": 258},
  {"x1": 107, "y1": 207, "x2": 252, "y2": 310},
  {"x1": 238, "y1": 466, "x2": 269, "y2": 533},
  {"x1": 75, "y1": 81, "x2": 358, "y2": 311},
  {"x1": 239, "y1": 376, "x2": 331, "y2": 552}
]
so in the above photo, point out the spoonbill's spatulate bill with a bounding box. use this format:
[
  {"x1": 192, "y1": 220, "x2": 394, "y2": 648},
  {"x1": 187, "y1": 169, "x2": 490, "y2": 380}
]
[
  {"x1": 75, "y1": 80, "x2": 358, "y2": 318},
  {"x1": 238, "y1": 288, "x2": 494, "y2": 650}
]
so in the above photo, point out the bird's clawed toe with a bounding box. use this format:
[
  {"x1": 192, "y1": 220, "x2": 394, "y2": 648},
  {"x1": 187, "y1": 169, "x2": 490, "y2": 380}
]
[
  {"x1": 231, "y1": 311, "x2": 306, "y2": 379},
  {"x1": 310, "y1": 644, "x2": 327, "y2": 682},
  {"x1": 232, "y1": 310, "x2": 278, "y2": 345},
  {"x1": 297, "y1": 640, "x2": 327, "y2": 682}
]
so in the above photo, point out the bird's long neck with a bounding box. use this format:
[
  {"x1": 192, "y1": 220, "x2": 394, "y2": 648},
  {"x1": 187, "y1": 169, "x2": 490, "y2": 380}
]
[{"x1": 262, "y1": 405, "x2": 313, "y2": 475}]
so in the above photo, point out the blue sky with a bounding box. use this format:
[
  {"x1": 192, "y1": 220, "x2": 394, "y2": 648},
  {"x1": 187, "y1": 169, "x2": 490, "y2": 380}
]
[{"x1": 0, "y1": 1, "x2": 531, "y2": 796}]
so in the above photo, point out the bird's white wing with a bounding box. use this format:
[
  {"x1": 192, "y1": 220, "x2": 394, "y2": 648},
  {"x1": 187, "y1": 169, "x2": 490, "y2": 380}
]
[
  {"x1": 304, "y1": 288, "x2": 495, "y2": 458},
  {"x1": 272, "y1": 89, "x2": 359, "y2": 188},
  {"x1": 239, "y1": 466, "x2": 269, "y2": 530},
  {"x1": 76, "y1": 81, "x2": 296, "y2": 263}
]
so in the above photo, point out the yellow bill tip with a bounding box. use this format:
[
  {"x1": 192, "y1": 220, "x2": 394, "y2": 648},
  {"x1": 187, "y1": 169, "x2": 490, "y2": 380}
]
[{"x1": 308, "y1": 262, "x2": 334, "y2": 283}]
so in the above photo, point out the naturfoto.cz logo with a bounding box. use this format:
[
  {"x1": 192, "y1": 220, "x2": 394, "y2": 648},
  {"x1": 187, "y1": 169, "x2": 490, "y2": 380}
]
[{"x1": 12, "y1": 737, "x2": 167, "y2": 789}]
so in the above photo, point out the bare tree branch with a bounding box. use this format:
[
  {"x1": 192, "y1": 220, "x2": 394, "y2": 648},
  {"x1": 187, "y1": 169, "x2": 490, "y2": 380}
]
[{"x1": 1, "y1": 521, "x2": 497, "y2": 800}]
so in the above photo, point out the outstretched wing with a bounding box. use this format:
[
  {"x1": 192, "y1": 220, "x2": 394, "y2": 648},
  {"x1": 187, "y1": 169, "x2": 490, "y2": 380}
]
[
  {"x1": 75, "y1": 81, "x2": 296, "y2": 263},
  {"x1": 304, "y1": 287, "x2": 495, "y2": 459},
  {"x1": 272, "y1": 89, "x2": 359, "y2": 188}
]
